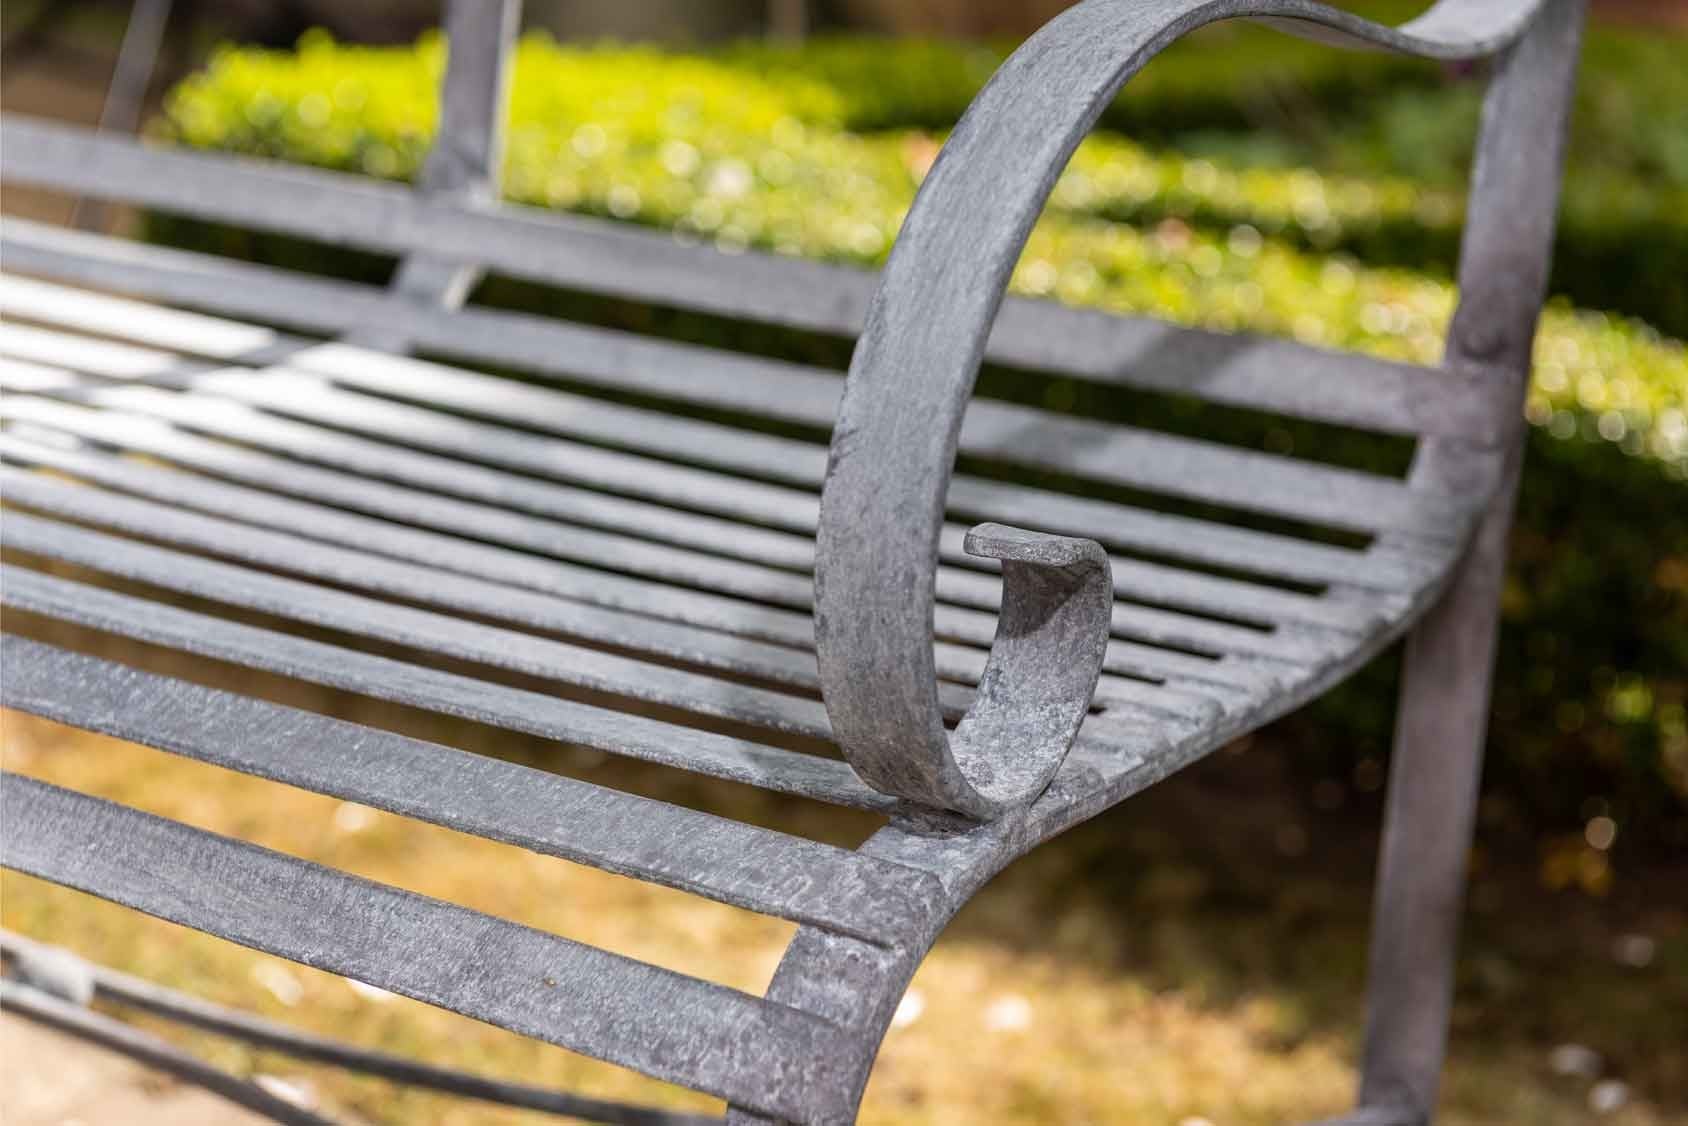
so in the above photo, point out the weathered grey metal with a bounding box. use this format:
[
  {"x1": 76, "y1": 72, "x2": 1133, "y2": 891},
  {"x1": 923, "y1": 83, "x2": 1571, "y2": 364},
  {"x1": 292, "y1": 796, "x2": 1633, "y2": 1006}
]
[
  {"x1": 0, "y1": 421, "x2": 1262, "y2": 703},
  {"x1": 0, "y1": 273, "x2": 1445, "y2": 593},
  {"x1": 0, "y1": 335, "x2": 1373, "y2": 636},
  {"x1": 0, "y1": 230, "x2": 1459, "y2": 538},
  {"x1": 0, "y1": 120, "x2": 1513, "y2": 443},
  {"x1": 0, "y1": 0, "x2": 1582, "y2": 1120},
  {"x1": 357, "y1": 0, "x2": 518, "y2": 339},
  {"x1": 1359, "y1": 1, "x2": 1587, "y2": 1122},
  {"x1": 0, "y1": 566, "x2": 900, "y2": 812},
  {"x1": 0, "y1": 638, "x2": 935, "y2": 940},
  {"x1": 0, "y1": 395, "x2": 1344, "y2": 704},
  {"x1": 809, "y1": 0, "x2": 1542, "y2": 849},
  {"x1": 4, "y1": 776, "x2": 861, "y2": 1121},
  {"x1": 821, "y1": 521, "x2": 1113, "y2": 817}
]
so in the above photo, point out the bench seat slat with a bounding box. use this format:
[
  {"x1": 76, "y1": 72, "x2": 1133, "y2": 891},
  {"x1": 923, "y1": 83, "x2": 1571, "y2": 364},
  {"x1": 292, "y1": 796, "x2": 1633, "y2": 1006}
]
[
  {"x1": 0, "y1": 382, "x2": 1339, "y2": 669},
  {"x1": 0, "y1": 465, "x2": 1209, "y2": 723},
  {"x1": 0, "y1": 261, "x2": 1452, "y2": 539},
  {"x1": 102, "y1": 373, "x2": 1384, "y2": 635},
  {"x1": 0, "y1": 356, "x2": 78, "y2": 391},
  {"x1": 0, "y1": 116, "x2": 1506, "y2": 445},
  {"x1": 0, "y1": 401, "x2": 1287, "y2": 691},
  {"x1": 0, "y1": 236, "x2": 1445, "y2": 592},
  {"x1": 0, "y1": 430, "x2": 1257, "y2": 710},
  {"x1": 0, "y1": 776, "x2": 858, "y2": 1120},
  {"x1": 25, "y1": 353, "x2": 1395, "y2": 634},
  {"x1": 0, "y1": 567, "x2": 897, "y2": 812},
  {"x1": 0, "y1": 636, "x2": 938, "y2": 942},
  {"x1": 0, "y1": 509, "x2": 846, "y2": 742},
  {"x1": 12, "y1": 504, "x2": 1193, "y2": 751}
]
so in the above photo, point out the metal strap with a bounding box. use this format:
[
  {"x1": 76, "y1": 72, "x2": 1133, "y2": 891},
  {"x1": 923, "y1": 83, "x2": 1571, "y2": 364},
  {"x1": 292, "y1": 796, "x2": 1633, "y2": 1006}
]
[
  {"x1": 0, "y1": 566, "x2": 896, "y2": 812},
  {"x1": 0, "y1": 777, "x2": 860, "y2": 1120},
  {"x1": 0, "y1": 637, "x2": 937, "y2": 940},
  {"x1": 0, "y1": 237, "x2": 1457, "y2": 594},
  {"x1": 0, "y1": 980, "x2": 332, "y2": 1126},
  {"x1": 0, "y1": 118, "x2": 1509, "y2": 443}
]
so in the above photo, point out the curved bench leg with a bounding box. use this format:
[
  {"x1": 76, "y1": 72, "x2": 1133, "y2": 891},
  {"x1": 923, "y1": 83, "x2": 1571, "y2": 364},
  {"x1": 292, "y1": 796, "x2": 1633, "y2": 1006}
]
[{"x1": 1356, "y1": 461, "x2": 1521, "y2": 1124}]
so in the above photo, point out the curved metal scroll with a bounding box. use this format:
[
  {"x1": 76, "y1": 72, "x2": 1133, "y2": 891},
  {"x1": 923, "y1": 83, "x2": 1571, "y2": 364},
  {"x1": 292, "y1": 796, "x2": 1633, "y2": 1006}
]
[
  {"x1": 812, "y1": 0, "x2": 1550, "y2": 820},
  {"x1": 817, "y1": 522, "x2": 1111, "y2": 819}
]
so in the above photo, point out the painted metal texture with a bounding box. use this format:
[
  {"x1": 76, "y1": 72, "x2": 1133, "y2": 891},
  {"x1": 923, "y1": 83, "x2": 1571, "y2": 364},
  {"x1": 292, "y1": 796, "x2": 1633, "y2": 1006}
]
[{"x1": 0, "y1": 0, "x2": 1584, "y2": 1121}]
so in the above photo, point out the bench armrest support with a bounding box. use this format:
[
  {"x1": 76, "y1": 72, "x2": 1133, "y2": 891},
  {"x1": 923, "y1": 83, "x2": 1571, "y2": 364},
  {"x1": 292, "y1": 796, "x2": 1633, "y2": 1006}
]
[{"x1": 814, "y1": 0, "x2": 1556, "y2": 819}]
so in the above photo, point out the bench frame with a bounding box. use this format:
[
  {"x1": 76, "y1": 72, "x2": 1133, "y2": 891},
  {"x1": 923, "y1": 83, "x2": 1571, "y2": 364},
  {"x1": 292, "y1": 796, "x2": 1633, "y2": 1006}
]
[{"x1": 0, "y1": 0, "x2": 1586, "y2": 1123}]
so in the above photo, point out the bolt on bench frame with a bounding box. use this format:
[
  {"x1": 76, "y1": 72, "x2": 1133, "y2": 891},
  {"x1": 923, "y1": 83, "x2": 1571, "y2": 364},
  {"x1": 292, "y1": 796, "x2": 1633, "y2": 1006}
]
[{"x1": 0, "y1": 0, "x2": 1585, "y2": 1122}]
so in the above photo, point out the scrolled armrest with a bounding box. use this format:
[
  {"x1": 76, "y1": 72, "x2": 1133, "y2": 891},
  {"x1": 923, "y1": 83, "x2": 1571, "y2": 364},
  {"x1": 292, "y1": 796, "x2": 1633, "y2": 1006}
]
[
  {"x1": 815, "y1": 522, "x2": 1111, "y2": 820},
  {"x1": 812, "y1": 0, "x2": 1558, "y2": 819}
]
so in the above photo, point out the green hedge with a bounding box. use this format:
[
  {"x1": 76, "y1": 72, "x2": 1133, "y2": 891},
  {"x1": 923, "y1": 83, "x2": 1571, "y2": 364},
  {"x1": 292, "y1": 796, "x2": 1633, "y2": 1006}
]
[
  {"x1": 720, "y1": 28, "x2": 1688, "y2": 337},
  {"x1": 151, "y1": 33, "x2": 1687, "y2": 849},
  {"x1": 1053, "y1": 135, "x2": 1688, "y2": 341},
  {"x1": 159, "y1": 29, "x2": 1688, "y2": 337},
  {"x1": 717, "y1": 21, "x2": 1439, "y2": 138}
]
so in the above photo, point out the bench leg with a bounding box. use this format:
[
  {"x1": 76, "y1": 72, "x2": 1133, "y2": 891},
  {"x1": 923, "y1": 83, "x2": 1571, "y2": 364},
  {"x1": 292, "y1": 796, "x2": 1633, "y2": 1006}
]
[{"x1": 1355, "y1": 464, "x2": 1522, "y2": 1124}]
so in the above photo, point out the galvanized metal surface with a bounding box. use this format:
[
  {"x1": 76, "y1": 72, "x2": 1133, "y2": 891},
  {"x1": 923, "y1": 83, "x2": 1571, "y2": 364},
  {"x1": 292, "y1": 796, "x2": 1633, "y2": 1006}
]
[
  {"x1": 351, "y1": 0, "x2": 516, "y2": 346},
  {"x1": 1359, "y1": 0, "x2": 1586, "y2": 1120},
  {"x1": 0, "y1": 0, "x2": 1579, "y2": 1121},
  {"x1": 0, "y1": 120, "x2": 1511, "y2": 444}
]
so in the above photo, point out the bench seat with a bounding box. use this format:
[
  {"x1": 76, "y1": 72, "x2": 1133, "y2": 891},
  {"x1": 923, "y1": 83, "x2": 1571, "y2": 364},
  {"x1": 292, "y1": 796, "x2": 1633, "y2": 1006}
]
[
  {"x1": 0, "y1": 0, "x2": 1585, "y2": 1118},
  {"x1": 0, "y1": 259, "x2": 1473, "y2": 1120},
  {"x1": 0, "y1": 261, "x2": 1481, "y2": 790}
]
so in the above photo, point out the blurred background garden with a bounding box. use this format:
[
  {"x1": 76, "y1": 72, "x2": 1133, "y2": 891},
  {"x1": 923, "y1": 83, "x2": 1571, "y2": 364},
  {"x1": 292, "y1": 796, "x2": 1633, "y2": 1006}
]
[{"x1": 1, "y1": 0, "x2": 1684, "y2": 1123}]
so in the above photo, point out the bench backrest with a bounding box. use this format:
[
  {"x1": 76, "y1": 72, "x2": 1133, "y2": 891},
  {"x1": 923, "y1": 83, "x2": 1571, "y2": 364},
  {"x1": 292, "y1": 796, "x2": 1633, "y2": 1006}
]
[{"x1": 0, "y1": 0, "x2": 1582, "y2": 564}]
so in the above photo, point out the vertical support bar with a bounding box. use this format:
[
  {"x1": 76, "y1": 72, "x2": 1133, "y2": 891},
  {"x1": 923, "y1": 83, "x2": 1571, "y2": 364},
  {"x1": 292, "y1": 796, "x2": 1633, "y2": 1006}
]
[
  {"x1": 73, "y1": 0, "x2": 174, "y2": 232},
  {"x1": 353, "y1": 0, "x2": 520, "y2": 347},
  {"x1": 1358, "y1": 1, "x2": 1586, "y2": 1120}
]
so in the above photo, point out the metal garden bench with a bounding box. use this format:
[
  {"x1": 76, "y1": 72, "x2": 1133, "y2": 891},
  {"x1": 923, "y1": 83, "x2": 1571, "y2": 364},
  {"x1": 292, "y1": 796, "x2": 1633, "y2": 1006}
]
[{"x1": 0, "y1": 0, "x2": 1586, "y2": 1122}]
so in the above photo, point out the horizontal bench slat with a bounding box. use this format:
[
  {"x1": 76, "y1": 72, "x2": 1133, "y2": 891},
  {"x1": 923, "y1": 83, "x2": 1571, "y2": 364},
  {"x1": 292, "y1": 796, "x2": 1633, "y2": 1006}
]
[
  {"x1": 0, "y1": 464, "x2": 1204, "y2": 722},
  {"x1": 0, "y1": 356, "x2": 78, "y2": 391},
  {"x1": 0, "y1": 116, "x2": 1506, "y2": 444},
  {"x1": 0, "y1": 252, "x2": 1451, "y2": 538},
  {"x1": 0, "y1": 930, "x2": 725, "y2": 1126},
  {"x1": 0, "y1": 396, "x2": 1275, "y2": 689},
  {"x1": 0, "y1": 235, "x2": 1444, "y2": 591},
  {"x1": 108, "y1": 363, "x2": 1384, "y2": 635},
  {"x1": 0, "y1": 373, "x2": 1336, "y2": 669},
  {"x1": 0, "y1": 567, "x2": 897, "y2": 812},
  {"x1": 0, "y1": 434, "x2": 1241, "y2": 718},
  {"x1": 93, "y1": 360, "x2": 1375, "y2": 633},
  {"x1": 0, "y1": 979, "x2": 334, "y2": 1126},
  {"x1": 0, "y1": 463, "x2": 819, "y2": 692},
  {"x1": 0, "y1": 776, "x2": 858, "y2": 1119},
  {"x1": 0, "y1": 636, "x2": 937, "y2": 942},
  {"x1": 0, "y1": 508, "x2": 843, "y2": 742}
]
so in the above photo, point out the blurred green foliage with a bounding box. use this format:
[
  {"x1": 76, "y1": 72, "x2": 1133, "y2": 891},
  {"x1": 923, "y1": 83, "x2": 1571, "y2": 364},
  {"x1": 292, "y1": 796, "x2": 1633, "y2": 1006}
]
[
  {"x1": 150, "y1": 25, "x2": 1685, "y2": 849},
  {"x1": 155, "y1": 31, "x2": 1688, "y2": 470},
  {"x1": 726, "y1": 24, "x2": 1688, "y2": 337}
]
